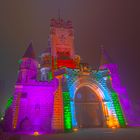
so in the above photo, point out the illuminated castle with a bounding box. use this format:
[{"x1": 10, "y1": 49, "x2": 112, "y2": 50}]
[{"x1": 4, "y1": 18, "x2": 133, "y2": 133}]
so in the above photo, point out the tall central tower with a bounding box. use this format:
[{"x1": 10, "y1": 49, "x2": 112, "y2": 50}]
[{"x1": 49, "y1": 18, "x2": 76, "y2": 69}]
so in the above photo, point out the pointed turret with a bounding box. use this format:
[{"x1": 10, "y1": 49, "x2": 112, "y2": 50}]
[
  {"x1": 100, "y1": 46, "x2": 112, "y2": 67},
  {"x1": 23, "y1": 42, "x2": 35, "y2": 59},
  {"x1": 17, "y1": 42, "x2": 38, "y2": 83}
]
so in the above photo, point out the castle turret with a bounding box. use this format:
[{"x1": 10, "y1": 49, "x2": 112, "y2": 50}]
[
  {"x1": 99, "y1": 46, "x2": 112, "y2": 70},
  {"x1": 17, "y1": 42, "x2": 38, "y2": 83}
]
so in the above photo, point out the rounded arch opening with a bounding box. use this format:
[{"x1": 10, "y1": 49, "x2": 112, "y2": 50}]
[{"x1": 74, "y1": 85, "x2": 105, "y2": 128}]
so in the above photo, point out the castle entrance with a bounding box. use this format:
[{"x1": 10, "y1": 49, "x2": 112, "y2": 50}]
[{"x1": 75, "y1": 86, "x2": 103, "y2": 128}]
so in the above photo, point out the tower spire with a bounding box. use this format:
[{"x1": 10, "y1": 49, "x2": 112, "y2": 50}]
[
  {"x1": 58, "y1": 8, "x2": 61, "y2": 21},
  {"x1": 99, "y1": 45, "x2": 112, "y2": 67},
  {"x1": 23, "y1": 41, "x2": 35, "y2": 59}
]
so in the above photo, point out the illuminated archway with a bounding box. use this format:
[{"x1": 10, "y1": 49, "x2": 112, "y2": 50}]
[
  {"x1": 69, "y1": 77, "x2": 120, "y2": 128},
  {"x1": 75, "y1": 86, "x2": 104, "y2": 128}
]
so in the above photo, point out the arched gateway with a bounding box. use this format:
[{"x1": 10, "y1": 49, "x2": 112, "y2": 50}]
[
  {"x1": 75, "y1": 86, "x2": 104, "y2": 128},
  {"x1": 67, "y1": 73, "x2": 123, "y2": 129},
  {"x1": 3, "y1": 18, "x2": 128, "y2": 134}
]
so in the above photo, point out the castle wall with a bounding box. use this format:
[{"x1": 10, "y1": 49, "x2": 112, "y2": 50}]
[{"x1": 12, "y1": 79, "x2": 58, "y2": 132}]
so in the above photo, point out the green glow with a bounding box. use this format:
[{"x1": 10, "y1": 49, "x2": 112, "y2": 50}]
[
  {"x1": 64, "y1": 73, "x2": 67, "y2": 77},
  {"x1": 111, "y1": 92, "x2": 126, "y2": 127},
  {"x1": 107, "y1": 75, "x2": 111, "y2": 79},
  {"x1": 64, "y1": 74, "x2": 69, "y2": 79},
  {"x1": 48, "y1": 71, "x2": 53, "y2": 80},
  {"x1": 5, "y1": 96, "x2": 13, "y2": 110},
  {"x1": 63, "y1": 92, "x2": 72, "y2": 131},
  {"x1": 0, "y1": 112, "x2": 2, "y2": 120}
]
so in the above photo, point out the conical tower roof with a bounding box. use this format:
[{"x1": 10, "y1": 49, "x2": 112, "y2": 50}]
[
  {"x1": 23, "y1": 42, "x2": 35, "y2": 59},
  {"x1": 100, "y1": 46, "x2": 112, "y2": 66}
]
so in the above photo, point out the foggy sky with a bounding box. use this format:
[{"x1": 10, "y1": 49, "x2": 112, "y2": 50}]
[{"x1": 0, "y1": 0, "x2": 140, "y2": 112}]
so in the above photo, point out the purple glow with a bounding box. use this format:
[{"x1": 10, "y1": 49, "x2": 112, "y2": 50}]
[
  {"x1": 13, "y1": 80, "x2": 58, "y2": 132},
  {"x1": 101, "y1": 64, "x2": 140, "y2": 126},
  {"x1": 11, "y1": 50, "x2": 59, "y2": 132}
]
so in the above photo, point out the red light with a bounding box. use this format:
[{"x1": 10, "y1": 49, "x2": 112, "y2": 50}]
[{"x1": 57, "y1": 59, "x2": 76, "y2": 69}]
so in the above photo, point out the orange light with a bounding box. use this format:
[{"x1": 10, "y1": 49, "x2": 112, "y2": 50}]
[
  {"x1": 33, "y1": 131, "x2": 39, "y2": 136},
  {"x1": 112, "y1": 126, "x2": 116, "y2": 129},
  {"x1": 73, "y1": 128, "x2": 78, "y2": 132},
  {"x1": 52, "y1": 76, "x2": 64, "y2": 130}
]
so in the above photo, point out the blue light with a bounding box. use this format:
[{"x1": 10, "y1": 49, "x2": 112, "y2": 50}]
[
  {"x1": 77, "y1": 93, "x2": 81, "y2": 99},
  {"x1": 70, "y1": 101, "x2": 77, "y2": 127}
]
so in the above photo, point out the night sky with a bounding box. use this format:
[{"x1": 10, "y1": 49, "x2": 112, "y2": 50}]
[{"x1": 0, "y1": 0, "x2": 140, "y2": 112}]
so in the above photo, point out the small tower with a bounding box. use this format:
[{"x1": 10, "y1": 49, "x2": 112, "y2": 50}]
[
  {"x1": 17, "y1": 42, "x2": 38, "y2": 83},
  {"x1": 40, "y1": 49, "x2": 51, "y2": 81}
]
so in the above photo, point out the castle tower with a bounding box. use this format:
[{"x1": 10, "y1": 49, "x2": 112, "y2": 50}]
[
  {"x1": 12, "y1": 43, "x2": 39, "y2": 130},
  {"x1": 12, "y1": 43, "x2": 58, "y2": 132},
  {"x1": 17, "y1": 42, "x2": 38, "y2": 83},
  {"x1": 49, "y1": 18, "x2": 76, "y2": 69}
]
